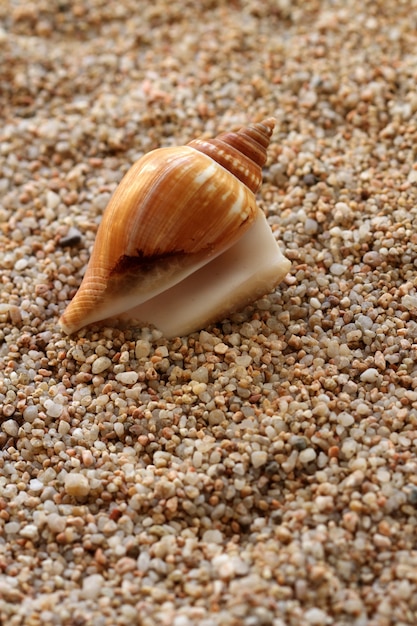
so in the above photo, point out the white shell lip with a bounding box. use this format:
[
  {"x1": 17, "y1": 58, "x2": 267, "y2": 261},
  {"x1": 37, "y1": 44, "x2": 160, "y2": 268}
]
[{"x1": 103, "y1": 210, "x2": 291, "y2": 338}]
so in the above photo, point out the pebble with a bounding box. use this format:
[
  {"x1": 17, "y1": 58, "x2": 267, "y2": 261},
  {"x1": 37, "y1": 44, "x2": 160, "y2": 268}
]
[
  {"x1": 20, "y1": 524, "x2": 39, "y2": 541},
  {"x1": 329, "y1": 263, "x2": 346, "y2": 276},
  {"x1": 115, "y1": 371, "x2": 139, "y2": 385},
  {"x1": 92, "y1": 356, "x2": 112, "y2": 374},
  {"x1": 202, "y1": 530, "x2": 223, "y2": 544},
  {"x1": 44, "y1": 399, "x2": 63, "y2": 418},
  {"x1": 46, "y1": 513, "x2": 66, "y2": 534},
  {"x1": 14, "y1": 258, "x2": 28, "y2": 271},
  {"x1": 81, "y1": 574, "x2": 104, "y2": 600},
  {"x1": 360, "y1": 368, "x2": 380, "y2": 383},
  {"x1": 23, "y1": 405, "x2": 38, "y2": 422},
  {"x1": 1, "y1": 419, "x2": 19, "y2": 437},
  {"x1": 304, "y1": 608, "x2": 330, "y2": 625},
  {"x1": 64, "y1": 473, "x2": 91, "y2": 497},
  {"x1": 58, "y1": 226, "x2": 83, "y2": 247},
  {"x1": 251, "y1": 451, "x2": 268, "y2": 468},
  {"x1": 299, "y1": 448, "x2": 317, "y2": 464},
  {"x1": 135, "y1": 340, "x2": 151, "y2": 359}
]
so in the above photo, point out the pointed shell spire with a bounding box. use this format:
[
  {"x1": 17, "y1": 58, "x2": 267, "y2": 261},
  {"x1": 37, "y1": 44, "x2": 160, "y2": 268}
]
[{"x1": 187, "y1": 118, "x2": 275, "y2": 193}]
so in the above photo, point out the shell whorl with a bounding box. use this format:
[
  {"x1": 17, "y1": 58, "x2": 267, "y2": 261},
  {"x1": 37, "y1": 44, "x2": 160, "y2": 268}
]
[{"x1": 187, "y1": 117, "x2": 275, "y2": 194}]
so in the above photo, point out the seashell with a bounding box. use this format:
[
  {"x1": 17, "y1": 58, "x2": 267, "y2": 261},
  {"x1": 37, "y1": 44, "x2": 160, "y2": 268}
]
[{"x1": 59, "y1": 118, "x2": 291, "y2": 338}]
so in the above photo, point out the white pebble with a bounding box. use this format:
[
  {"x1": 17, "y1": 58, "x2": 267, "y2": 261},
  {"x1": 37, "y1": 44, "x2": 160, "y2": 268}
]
[
  {"x1": 360, "y1": 368, "x2": 379, "y2": 383},
  {"x1": 251, "y1": 451, "x2": 268, "y2": 468},
  {"x1": 192, "y1": 451, "x2": 203, "y2": 468},
  {"x1": 337, "y1": 412, "x2": 355, "y2": 427},
  {"x1": 304, "y1": 607, "x2": 330, "y2": 625},
  {"x1": 81, "y1": 574, "x2": 104, "y2": 600},
  {"x1": 92, "y1": 356, "x2": 112, "y2": 374},
  {"x1": 44, "y1": 399, "x2": 63, "y2": 418},
  {"x1": 202, "y1": 529, "x2": 223, "y2": 544},
  {"x1": 402, "y1": 294, "x2": 417, "y2": 310},
  {"x1": 116, "y1": 371, "x2": 139, "y2": 385},
  {"x1": 113, "y1": 422, "x2": 125, "y2": 438},
  {"x1": 23, "y1": 405, "x2": 38, "y2": 422},
  {"x1": 64, "y1": 473, "x2": 90, "y2": 497},
  {"x1": 20, "y1": 524, "x2": 39, "y2": 541},
  {"x1": 46, "y1": 190, "x2": 60, "y2": 209},
  {"x1": 212, "y1": 554, "x2": 235, "y2": 578},
  {"x1": 341, "y1": 439, "x2": 358, "y2": 459},
  {"x1": 2, "y1": 419, "x2": 19, "y2": 437},
  {"x1": 5, "y1": 522, "x2": 20, "y2": 534},
  {"x1": 46, "y1": 513, "x2": 66, "y2": 534},
  {"x1": 304, "y1": 218, "x2": 318, "y2": 234},
  {"x1": 29, "y1": 479, "x2": 44, "y2": 493},
  {"x1": 14, "y1": 258, "x2": 28, "y2": 271},
  {"x1": 299, "y1": 448, "x2": 317, "y2": 464},
  {"x1": 330, "y1": 263, "x2": 346, "y2": 276}
]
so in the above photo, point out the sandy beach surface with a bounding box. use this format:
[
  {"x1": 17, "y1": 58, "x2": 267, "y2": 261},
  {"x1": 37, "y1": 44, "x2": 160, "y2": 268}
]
[{"x1": 1, "y1": 1, "x2": 417, "y2": 624}]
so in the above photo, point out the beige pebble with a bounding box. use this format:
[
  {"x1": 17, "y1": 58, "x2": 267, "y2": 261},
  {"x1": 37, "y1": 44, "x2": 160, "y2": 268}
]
[
  {"x1": 115, "y1": 371, "x2": 139, "y2": 385},
  {"x1": 251, "y1": 451, "x2": 268, "y2": 468},
  {"x1": 92, "y1": 356, "x2": 112, "y2": 374},
  {"x1": 64, "y1": 473, "x2": 90, "y2": 497}
]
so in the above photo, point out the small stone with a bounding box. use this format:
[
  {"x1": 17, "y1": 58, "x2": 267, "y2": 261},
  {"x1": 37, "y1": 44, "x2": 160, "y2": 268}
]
[
  {"x1": 3, "y1": 404, "x2": 16, "y2": 417},
  {"x1": 46, "y1": 513, "x2": 66, "y2": 534},
  {"x1": 46, "y1": 190, "x2": 60, "y2": 210},
  {"x1": 303, "y1": 173, "x2": 317, "y2": 186},
  {"x1": 23, "y1": 406, "x2": 38, "y2": 422},
  {"x1": 338, "y1": 412, "x2": 354, "y2": 427},
  {"x1": 1, "y1": 419, "x2": 19, "y2": 437},
  {"x1": 64, "y1": 473, "x2": 90, "y2": 497},
  {"x1": 251, "y1": 451, "x2": 268, "y2": 468},
  {"x1": 304, "y1": 608, "x2": 330, "y2": 625},
  {"x1": 363, "y1": 251, "x2": 382, "y2": 267},
  {"x1": 304, "y1": 218, "x2": 318, "y2": 235},
  {"x1": 330, "y1": 263, "x2": 346, "y2": 276},
  {"x1": 81, "y1": 574, "x2": 104, "y2": 600},
  {"x1": 20, "y1": 524, "x2": 39, "y2": 541},
  {"x1": 14, "y1": 258, "x2": 28, "y2": 271},
  {"x1": 9, "y1": 305, "x2": 22, "y2": 326},
  {"x1": 116, "y1": 371, "x2": 139, "y2": 385},
  {"x1": 92, "y1": 356, "x2": 112, "y2": 374},
  {"x1": 135, "y1": 340, "x2": 151, "y2": 359},
  {"x1": 212, "y1": 554, "x2": 235, "y2": 578},
  {"x1": 208, "y1": 409, "x2": 225, "y2": 426},
  {"x1": 360, "y1": 368, "x2": 379, "y2": 383},
  {"x1": 191, "y1": 366, "x2": 209, "y2": 383},
  {"x1": 202, "y1": 529, "x2": 223, "y2": 544},
  {"x1": 44, "y1": 399, "x2": 63, "y2": 418},
  {"x1": 402, "y1": 294, "x2": 417, "y2": 310},
  {"x1": 58, "y1": 226, "x2": 82, "y2": 247},
  {"x1": 5, "y1": 522, "x2": 20, "y2": 534},
  {"x1": 299, "y1": 448, "x2": 317, "y2": 464},
  {"x1": 214, "y1": 342, "x2": 228, "y2": 354},
  {"x1": 29, "y1": 479, "x2": 43, "y2": 493}
]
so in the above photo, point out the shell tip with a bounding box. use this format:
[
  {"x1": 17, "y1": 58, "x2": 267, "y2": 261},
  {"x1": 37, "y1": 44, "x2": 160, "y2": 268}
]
[{"x1": 259, "y1": 117, "x2": 276, "y2": 133}]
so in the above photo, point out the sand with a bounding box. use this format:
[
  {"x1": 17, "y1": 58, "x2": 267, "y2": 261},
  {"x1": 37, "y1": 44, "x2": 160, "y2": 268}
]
[{"x1": 1, "y1": 1, "x2": 417, "y2": 624}]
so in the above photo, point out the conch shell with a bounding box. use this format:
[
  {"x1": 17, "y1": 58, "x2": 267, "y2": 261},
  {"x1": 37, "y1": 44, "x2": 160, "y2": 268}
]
[{"x1": 59, "y1": 118, "x2": 291, "y2": 337}]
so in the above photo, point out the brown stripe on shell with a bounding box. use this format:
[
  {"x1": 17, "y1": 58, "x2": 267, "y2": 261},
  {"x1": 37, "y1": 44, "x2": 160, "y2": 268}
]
[{"x1": 188, "y1": 118, "x2": 275, "y2": 194}]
